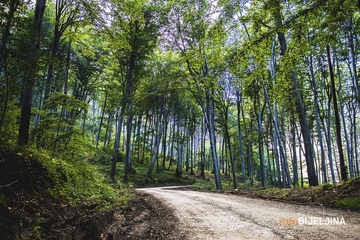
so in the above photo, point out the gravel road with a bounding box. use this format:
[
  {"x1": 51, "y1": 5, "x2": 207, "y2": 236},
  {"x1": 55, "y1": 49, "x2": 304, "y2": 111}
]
[{"x1": 137, "y1": 187, "x2": 360, "y2": 240}]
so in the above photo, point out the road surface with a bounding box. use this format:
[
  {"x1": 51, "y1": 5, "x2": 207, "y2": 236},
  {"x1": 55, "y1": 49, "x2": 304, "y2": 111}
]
[{"x1": 137, "y1": 187, "x2": 360, "y2": 240}]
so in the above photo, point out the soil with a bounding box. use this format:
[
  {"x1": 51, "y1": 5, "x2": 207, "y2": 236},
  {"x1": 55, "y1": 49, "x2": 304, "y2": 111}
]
[
  {"x1": 0, "y1": 149, "x2": 183, "y2": 240},
  {"x1": 0, "y1": 191, "x2": 184, "y2": 240},
  {"x1": 138, "y1": 186, "x2": 360, "y2": 240},
  {"x1": 1, "y1": 180, "x2": 360, "y2": 240},
  {"x1": 1, "y1": 153, "x2": 360, "y2": 240}
]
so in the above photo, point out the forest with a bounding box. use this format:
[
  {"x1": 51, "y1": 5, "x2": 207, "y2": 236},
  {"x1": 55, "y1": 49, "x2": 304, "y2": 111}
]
[
  {"x1": 1, "y1": 0, "x2": 360, "y2": 238},
  {"x1": 1, "y1": 0, "x2": 360, "y2": 201}
]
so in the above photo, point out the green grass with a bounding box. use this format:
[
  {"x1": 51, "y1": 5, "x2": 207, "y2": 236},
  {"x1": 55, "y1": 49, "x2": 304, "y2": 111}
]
[
  {"x1": 7, "y1": 145, "x2": 133, "y2": 210},
  {"x1": 334, "y1": 198, "x2": 360, "y2": 210},
  {"x1": 93, "y1": 148, "x2": 203, "y2": 187}
]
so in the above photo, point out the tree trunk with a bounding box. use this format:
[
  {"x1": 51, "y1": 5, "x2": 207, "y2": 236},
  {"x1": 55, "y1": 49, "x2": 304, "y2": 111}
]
[
  {"x1": 335, "y1": 55, "x2": 354, "y2": 179},
  {"x1": 162, "y1": 111, "x2": 169, "y2": 169},
  {"x1": 348, "y1": 17, "x2": 360, "y2": 108},
  {"x1": 142, "y1": 113, "x2": 149, "y2": 164},
  {"x1": 147, "y1": 101, "x2": 165, "y2": 179},
  {"x1": 96, "y1": 91, "x2": 107, "y2": 148},
  {"x1": 190, "y1": 132, "x2": 195, "y2": 175},
  {"x1": 200, "y1": 115, "x2": 206, "y2": 178},
  {"x1": 256, "y1": 86, "x2": 266, "y2": 188},
  {"x1": 18, "y1": 0, "x2": 47, "y2": 145},
  {"x1": 206, "y1": 92, "x2": 222, "y2": 190},
  {"x1": 124, "y1": 101, "x2": 135, "y2": 182},
  {"x1": 0, "y1": 0, "x2": 20, "y2": 129},
  {"x1": 291, "y1": 120, "x2": 298, "y2": 187},
  {"x1": 104, "y1": 112, "x2": 113, "y2": 147},
  {"x1": 273, "y1": 0, "x2": 317, "y2": 186},
  {"x1": 326, "y1": 45, "x2": 347, "y2": 181},
  {"x1": 280, "y1": 118, "x2": 291, "y2": 188},
  {"x1": 175, "y1": 110, "x2": 182, "y2": 177},
  {"x1": 224, "y1": 105, "x2": 237, "y2": 189},
  {"x1": 236, "y1": 90, "x2": 246, "y2": 183},
  {"x1": 110, "y1": 106, "x2": 125, "y2": 180},
  {"x1": 308, "y1": 51, "x2": 327, "y2": 183},
  {"x1": 323, "y1": 97, "x2": 337, "y2": 183},
  {"x1": 168, "y1": 114, "x2": 176, "y2": 170}
]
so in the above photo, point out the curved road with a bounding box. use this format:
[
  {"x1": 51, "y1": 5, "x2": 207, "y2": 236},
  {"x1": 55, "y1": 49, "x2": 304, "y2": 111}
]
[{"x1": 137, "y1": 187, "x2": 360, "y2": 240}]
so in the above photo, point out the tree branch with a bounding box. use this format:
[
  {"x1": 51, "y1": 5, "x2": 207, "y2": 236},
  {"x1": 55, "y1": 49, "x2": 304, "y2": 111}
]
[{"x1": 0, "y1": 180, "x2": 18, "y2": 189}]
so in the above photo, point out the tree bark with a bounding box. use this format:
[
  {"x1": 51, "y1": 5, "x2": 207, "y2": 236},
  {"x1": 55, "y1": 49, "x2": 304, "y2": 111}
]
[
  {"x1": 110, "y1": 106, "x2": 125, "y2": 180},
  {"x1": 224, "y1": 104, "x2": 237, "y2": 189},
  {"x1": 147, "y1": 100, "x2": 165, "y2": 179},
  {"x1": 18, "y1": 0, "x2": 47, "y2": 145},
  {"x1": 236, "y1": 89, "x2": 246, "y2": 183},
  {"x1": 0, "y1": 0, "x2": 20, "y2": 129},
  {"x1": 309, "y1": 51, "x2": 327, "y2": 183},
  {"x1": 272, "y1": 0, "x2": 317, "y2": 186},
  {"x1": 326, "y1": 45, "x2": 347, "y2": 181},
  {"x1": 96, "y1": 91, "x2": 107, "y2": 148},
  {"x1": 206, "y1": 92, "x2": 222, "y2": 190}
]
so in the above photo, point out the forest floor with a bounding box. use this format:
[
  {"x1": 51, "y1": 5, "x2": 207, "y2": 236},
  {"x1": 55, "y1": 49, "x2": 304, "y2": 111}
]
[
  {"x1": 137, "y1": 185, "x2": 360, "y2": 239},
  {"x1": 2, "y1": 178, "x2": 360, "y2": 239},
  {"x1": 101, "y1": 178, "x2": 360, "y2": 239}
]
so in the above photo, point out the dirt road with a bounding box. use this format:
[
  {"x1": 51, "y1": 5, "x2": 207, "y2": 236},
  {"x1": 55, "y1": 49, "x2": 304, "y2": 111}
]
[{"x1": 137, "y1": 187, "x2": 360, "y2": 240}]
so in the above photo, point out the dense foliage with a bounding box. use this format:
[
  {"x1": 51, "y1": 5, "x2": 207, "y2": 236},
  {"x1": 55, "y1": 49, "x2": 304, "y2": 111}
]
[{"x1": 1, "y1": 0, "x2": 360, "y2": 202}]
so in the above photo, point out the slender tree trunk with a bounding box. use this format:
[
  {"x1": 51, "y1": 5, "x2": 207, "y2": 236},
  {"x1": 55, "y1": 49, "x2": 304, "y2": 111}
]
[
  {"x1": 0, "y1": 0, "x2": 19, "y2": 73},
  {"x1": 273, "y1": 105, "x2": 281, "y2": 187},
  {"x1": 323, "y1": 97, "x2": 336, "y2": 183},
  {"x1": 124, "y1": 101, "x2": 134, "y2": 182},
  {"x1": 175, "y1": 108, "x2": 182, "y2": 177},
  {"x1": 147, "y1": 101, "x2": 165, "y2": 178},
  {"x1": 298, "y1": 129, "x2": 304, "y2": 187},
  {"x1": 291, "y1": 120, "x2": 298, "y2": 187},
  {"x1": 273, "y1": 0, "x2": 317, "y2": 185},
  {"x1": 349, "y1": 99, "x2": 359, "y2": 176},
  {"x1": 103, "y1": 113, "x2": 112, "y2": 147},
  {"x1": 200, "y1": 115, "x2": 206, "y2": 178},
  {"x1": 206, "y1": 92, "x2": 222, "y2": 190},
  {"x1": 185, "y1": 119, "x2": 190, "y2": 172},
  {"x1": 236, "y1": 89, "x2": 246, "y2": 183},
  {"x1": 64, "y1": 41, "x2": 71, "y2": 95},
  {"x1": 309, "y1": 50, "x2": 327, "y2": 183},
  {"x1": 280, "y1": 118, "x2": 292, "y2": 187},
  {"x1": 43, "y1": 3, "x2": 61, "y2": 104},
  {"x1": 96, "y1": 91, "x2": 107, "y2": 148},
  {"x1": 0, "y1": 0, "x2": 19, "y2": 129},
  {"x1": 335, "y1": 55, "x2": 354, "y2": 179},
  {"x1": 190, "y1": 132, "x2": 195, "y2": 175},
  {"x1": 110, "y1": 106, "x2": 125, "y2": 180},
  {"x1": 247, "y1": 142, "x2": 253, "y2": 186},
  {"x1": 224, "y1": 105, "x2": 237, "y2": 189},
  {"x1": 326, "y1": 45, "x2": 347, "y2": 181},
  {"x1": 136, "y1": 114, "x2": 142, "y2": 161},
  {"x1": 220, "y1": 138, "x2": 225, "y2": 174},
  {"x1": 18, "y1": 0, "x2": 47, "y2": 145},
  {"x1": 168, "y1": 114, "x2": 176, "y2": 170},
  {"x1": 142, "y1": 113, "x2": 149, "y2": 164},
  {"x1": 348, "y1": 17, "x2": 360, "y2": 108},
  {"x1": 262, "y1": 78, "x2": 288, "y2": 187},
  {"x1": 162, "y1": 112, "x2": 169, "y2": 169}
]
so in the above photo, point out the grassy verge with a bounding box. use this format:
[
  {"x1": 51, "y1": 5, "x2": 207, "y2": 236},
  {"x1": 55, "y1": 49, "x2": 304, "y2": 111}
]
[{"x1": 0, "y1": 145, "x2": 133, "y2": 238}]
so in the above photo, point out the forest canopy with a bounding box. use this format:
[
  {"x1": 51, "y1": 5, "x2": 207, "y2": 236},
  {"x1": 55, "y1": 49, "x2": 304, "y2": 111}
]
[{"x1": 1, "y1": 0, "x2": 360, "y2": 190}]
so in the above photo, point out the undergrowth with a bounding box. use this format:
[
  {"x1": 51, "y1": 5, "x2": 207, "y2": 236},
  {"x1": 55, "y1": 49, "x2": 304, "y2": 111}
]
[{"x1": 0, "y1": 143, "x2": 133, "y2": 239}]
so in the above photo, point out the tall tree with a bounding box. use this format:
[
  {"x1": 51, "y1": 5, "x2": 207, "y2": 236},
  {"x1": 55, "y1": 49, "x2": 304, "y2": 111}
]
[
  {"x1": 108, "y1": 0, "x2": 163, "y2": 181},
  {"x1": 18, "y1": 0, "x2": 47, "y2": 145},
  {"x1": 326, "y1": 45, "x2": 348, "y2": 181}
]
